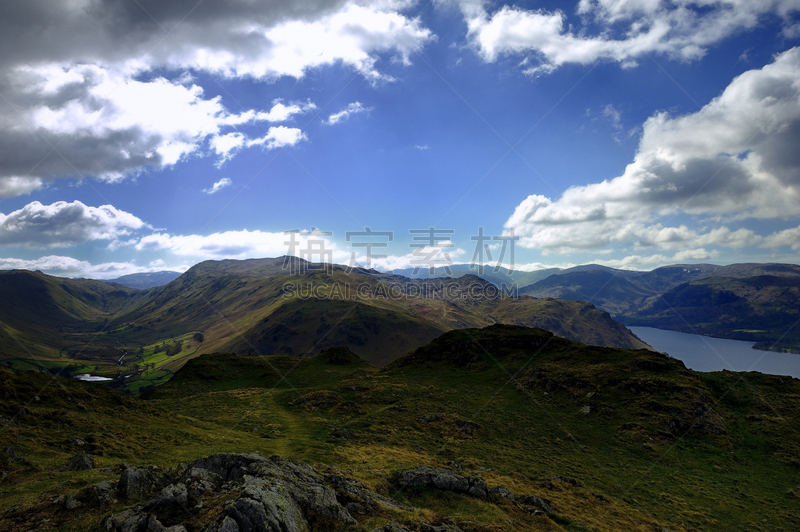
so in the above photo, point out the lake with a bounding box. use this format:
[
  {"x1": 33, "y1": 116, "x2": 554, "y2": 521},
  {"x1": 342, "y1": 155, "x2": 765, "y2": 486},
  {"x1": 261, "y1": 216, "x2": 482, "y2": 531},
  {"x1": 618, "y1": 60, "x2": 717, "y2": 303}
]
[{"x1": 629, "y1": 326, "x2": 800, "y2": 379}]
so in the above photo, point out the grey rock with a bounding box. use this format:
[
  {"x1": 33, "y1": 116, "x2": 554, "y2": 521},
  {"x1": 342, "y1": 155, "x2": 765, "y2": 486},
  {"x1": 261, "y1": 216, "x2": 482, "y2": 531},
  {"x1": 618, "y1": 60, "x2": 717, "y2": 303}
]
[
  {"x1": 91, "y1": 480, "x2": 118, "y2": 507},
  {"x1": 102, "y1": 508, "x2": 148, "y2": 532},
  {"x1": 513, "y1": 494, "x2": 554, "y2": 514},
  {"x1": 64, "y1": 493, "x2": 79, "y2": 510},
  {"x1": 416, "y1": 414, "x2": 443, "y2": 423},
  {"x1": 60, "y1": 451, "x2": 94, "y2": 471},
  {"x1": 489, "y1": 485, "x2": 513, "y2": 498},
  {"x1": 118, "y1": 465, "x2": 168, "y2": 501},
  {"x1": 5, "y1": 446, "x2": 27, "y2": 464},
  {"x1": 370, "y1": 523, "x2": 411, "y2": 532},
  {"x1": 144, "y1": 483, "x2": 191, "y2": 515},
  {"x1": 396, "y1": 466, "x2": 487, "y2": 499},
  {"x1": 419, "y1": 524, "x2": 464, "y2": 532}
]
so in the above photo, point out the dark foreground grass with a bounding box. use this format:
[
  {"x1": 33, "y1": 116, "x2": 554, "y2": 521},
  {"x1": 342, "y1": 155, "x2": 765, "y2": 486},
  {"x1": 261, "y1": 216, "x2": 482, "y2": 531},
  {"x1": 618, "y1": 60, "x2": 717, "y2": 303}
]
[{"x1": 2, "y1": 326, "x2": 799, "y2": 531}]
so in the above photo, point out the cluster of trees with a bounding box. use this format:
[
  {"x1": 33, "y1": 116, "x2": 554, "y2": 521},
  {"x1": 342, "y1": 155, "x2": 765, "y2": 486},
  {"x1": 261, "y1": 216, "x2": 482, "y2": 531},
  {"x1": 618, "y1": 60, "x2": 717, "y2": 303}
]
[{"x1": 154, "y1": 341, "x2": 184, "y2": 356}]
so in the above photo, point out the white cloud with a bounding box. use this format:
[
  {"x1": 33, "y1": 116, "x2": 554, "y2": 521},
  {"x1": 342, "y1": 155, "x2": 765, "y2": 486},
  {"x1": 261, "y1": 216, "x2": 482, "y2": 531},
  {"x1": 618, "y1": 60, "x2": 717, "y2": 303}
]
[
  {"x1": 763, "y1": 225, "x2": 800, "y2": 250},
  {"x1": 0, "y1": 200, "x2": 147, "y2": 248},
  {"x1": 326, "y1": 102, "x2": 373, "y2": 125},
  {"x1": 135, "y1": 228, "x2": 348, "y2": 262},
  {"x1": 456, "y1": 0, "x2": 799, "y2": 75},
  {"x1": 0, "y1": 1, "x2": 433, "y2": 195},
  {"x1": 414, "y1": 144, "x2": 430, "y2": 150},
  {"x1": 0, "y1": 177, "x2": 44, "y2": 198},
  {"x1": 203, "y1": 177, "x2": 233, "y2": 195},
  {"x1": 505, "y1": 48, "x2": 800, "y2": 254},
  {"x1": 249, "y1": 126, "x2": 307, "y2": 150},
  {"x1": 0, "y1": 255, "x2": 186, "y2": 280},
  {"x1": 211, "y1": 133, "x2": 247, "y2": 165}
]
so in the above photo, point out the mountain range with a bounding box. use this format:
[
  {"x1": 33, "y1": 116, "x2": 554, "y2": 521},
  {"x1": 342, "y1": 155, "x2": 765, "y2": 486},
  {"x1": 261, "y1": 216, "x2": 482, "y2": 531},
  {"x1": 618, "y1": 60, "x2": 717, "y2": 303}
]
[
  {"x1": 517, "y1": 263, "x2": 800, "y2": 352},
  {"x1": 0, "y1": 257, "x2": 646, "y2": 394}
]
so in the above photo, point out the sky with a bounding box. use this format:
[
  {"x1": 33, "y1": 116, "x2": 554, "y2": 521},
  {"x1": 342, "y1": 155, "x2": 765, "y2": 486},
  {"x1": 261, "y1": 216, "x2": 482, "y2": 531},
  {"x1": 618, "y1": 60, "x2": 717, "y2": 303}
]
[{"x1": 1, "y1": 0, "x2": 800, "y2": 279}]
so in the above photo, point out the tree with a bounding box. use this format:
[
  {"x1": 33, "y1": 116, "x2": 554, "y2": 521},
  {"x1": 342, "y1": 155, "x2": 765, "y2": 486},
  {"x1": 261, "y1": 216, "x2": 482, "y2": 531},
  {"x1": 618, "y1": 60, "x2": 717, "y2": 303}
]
[{"x1": 193, "y1": 332, "x2": 204, "y2": 343}]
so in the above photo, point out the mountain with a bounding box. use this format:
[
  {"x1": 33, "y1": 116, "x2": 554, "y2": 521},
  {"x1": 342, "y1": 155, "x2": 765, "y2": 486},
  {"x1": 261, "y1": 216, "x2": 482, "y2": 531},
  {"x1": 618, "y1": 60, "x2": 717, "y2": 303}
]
[
  {"x1": 626, "y1": 264, "x2": 800, "y2": 351},
  {"x1": 0, "y1": 270, "x2": 138, "y2": 362},
  {"x1": 518, "y1": 262, "x2": 800, "y2": 351},
  {"x1": 103, "y1": 271, "x2": 181, "y2": 289},
  {"x1": 2, "y1": 325, "x2": 799, "y2": 530},
  {"x1": 0, "y1": 257, "x2": 646, "y2": 394},
  {"x1": 392, "y1": 263, "x2": 561, "y2": 290}
]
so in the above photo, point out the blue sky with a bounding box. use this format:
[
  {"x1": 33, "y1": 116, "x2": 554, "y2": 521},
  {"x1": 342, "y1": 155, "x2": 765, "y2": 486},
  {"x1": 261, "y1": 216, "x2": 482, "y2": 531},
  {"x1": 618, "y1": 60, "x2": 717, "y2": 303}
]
[{"x1": 1, "y1": 0, "x2": 800, "y2": 278}]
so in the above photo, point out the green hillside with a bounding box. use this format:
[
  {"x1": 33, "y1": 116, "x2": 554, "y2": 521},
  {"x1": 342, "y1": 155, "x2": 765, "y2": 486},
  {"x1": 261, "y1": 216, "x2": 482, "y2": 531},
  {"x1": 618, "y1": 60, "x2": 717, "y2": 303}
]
[{"x1": 1, "y1": 325, "x2": 798, "y2": 530}]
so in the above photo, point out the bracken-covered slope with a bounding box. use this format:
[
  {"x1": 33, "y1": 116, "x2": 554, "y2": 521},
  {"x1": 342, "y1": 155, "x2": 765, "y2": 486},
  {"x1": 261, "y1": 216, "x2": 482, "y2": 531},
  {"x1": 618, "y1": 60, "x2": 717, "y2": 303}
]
[{"x1": 2, "y1": 325, "x2": 799, "y2": 531}]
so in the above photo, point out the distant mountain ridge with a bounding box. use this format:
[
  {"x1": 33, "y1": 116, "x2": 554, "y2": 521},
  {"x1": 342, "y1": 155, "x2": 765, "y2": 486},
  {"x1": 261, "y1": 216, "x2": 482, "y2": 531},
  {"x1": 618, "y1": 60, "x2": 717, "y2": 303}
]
[
  {"x1": 516, "y1": 262, "x2": 800, "y2": 352},
  {"x1": 104, "y1": 271, "x2": 182, "y2": 289}
]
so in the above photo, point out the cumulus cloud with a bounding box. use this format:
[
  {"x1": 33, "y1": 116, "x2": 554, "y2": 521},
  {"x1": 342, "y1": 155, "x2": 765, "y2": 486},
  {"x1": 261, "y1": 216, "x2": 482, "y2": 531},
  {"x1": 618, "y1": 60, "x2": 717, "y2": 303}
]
[
  {"x1": 326, "y1": 102, "x2": 374, "y2": 125},
  {"x1": 0, "y1": 1, "x2": 433, "y2": 195},
  {"x1": 203, "y1": 178, "x2": 233, "y2": 195},
  {"x1": 0, "y1": 255, "x2": 188, "y2": 280},
  {"x1": 0, "y1": 201, "x2": 147, "y2": 248},
  {"x1": 454, "y1": 0, "x2": 799, "y2": 75},
  {"x1": 505, "y1": 48, "x2": 800, "y2": 254},
  {"x1": 249, "y1": 127, "x2": 308, "y2": 150},
  {"x1": 135, "y1": 228, "x2": 349, "y2": 262}
]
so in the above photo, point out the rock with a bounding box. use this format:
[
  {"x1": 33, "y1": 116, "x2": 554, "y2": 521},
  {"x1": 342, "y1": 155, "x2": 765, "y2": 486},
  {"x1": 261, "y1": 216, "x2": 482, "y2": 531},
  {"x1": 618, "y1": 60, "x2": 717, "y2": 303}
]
[
  {"x1": 419, "y1": 524, "x2": 464, "y2": 532},
  {"x1": 455, "y1": 419, "x2": 480, "y2": 435},
  {"x1": 64, "y1": 493, "x2": 79, "y2": 510},
  {"x1": 87, "y1": 480, "x2": 117, "y2": 507},
  {"x1": 118, "y1": 465, "x2": 168, "y2": 501},
  {"x1": 489, "y1": 485, "x2": 513, "y2": 498},
  {"x1": 106, "y1": 454, "x2": 418, "y2": 532},
  {"x1": 326, "y1": 473, "x2": 410, "y2": 515},
  {"x1": 592, "y1": 493, "x2": 610, "y2": 503},
  {"x1": 513, "y1": 494, "x2": 554, "y2": 514},
  {"x1": 416, "y1": 414, "x2": 443, "y2": 423},
  {"x1": 370, "y1": 523, "x2": 411, "y2": 532},
  {"x1": 396, "y1": 466, "x2": 487, "y2": 499},
  {"x1": 71, "y1": 437, "x2": 87, "y2": 447},
  {"x1": 579, "y1": 405, "x2": 591, "y2": 415},
  {"x1": 143, "y1": 484, "x2": 191, "y2": 515},
  {"x1": 331, "y1": 427, "x2": 355, "y2": 440},
  {"x1": 60, "y1": 451, "x2": 94, "y2": 471},
  {"x1": 4, "y1": 446, "x2": 29, "y2": 465}
]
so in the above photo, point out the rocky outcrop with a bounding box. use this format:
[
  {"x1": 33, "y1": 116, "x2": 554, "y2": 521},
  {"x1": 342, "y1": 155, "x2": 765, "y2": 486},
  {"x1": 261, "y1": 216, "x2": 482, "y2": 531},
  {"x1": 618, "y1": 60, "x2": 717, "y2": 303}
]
[
  {"x1": 103, "y1": 453, "x2": 407, "y2": 532},
  {"x1": 396, "y1": 466, "x2": 487, "y2": 499}
]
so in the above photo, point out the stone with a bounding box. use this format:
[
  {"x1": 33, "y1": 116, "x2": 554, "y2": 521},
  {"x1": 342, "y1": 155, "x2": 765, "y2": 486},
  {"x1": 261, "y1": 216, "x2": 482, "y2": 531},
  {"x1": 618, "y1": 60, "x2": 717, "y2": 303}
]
[
  {"x1": 489, "y1": 485, "x2": 513, "y2": 498},
  {"x1": 396, "y1": 466, "x2": 487, "y2": 499},
  {"x1": 513, "y1": 494, "x2": 554, "y2": 514},
  {"x1": 144, "y1": 483, "x2": 191, "y2": 515},
  {"x1": 61, "y1": 451, "x2": 94, "y2": 471},
  {"x1": 118, "y1": 465, "x2": 168, "y2": 501}
]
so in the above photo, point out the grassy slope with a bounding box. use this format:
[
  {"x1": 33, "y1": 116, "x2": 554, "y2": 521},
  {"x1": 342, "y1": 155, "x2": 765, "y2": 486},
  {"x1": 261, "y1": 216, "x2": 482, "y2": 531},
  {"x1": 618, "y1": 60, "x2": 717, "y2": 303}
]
[
  {"x1": 2, "y1": 326, "x2": 798, "y2": 531},
  {"x1": 0, "y1": 259, "x2": 646, "y2": 393}
]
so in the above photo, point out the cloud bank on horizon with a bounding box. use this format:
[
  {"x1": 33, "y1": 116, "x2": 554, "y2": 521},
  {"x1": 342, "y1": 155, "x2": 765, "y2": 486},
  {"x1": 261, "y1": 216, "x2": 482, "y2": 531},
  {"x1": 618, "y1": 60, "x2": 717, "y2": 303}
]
[{"x1": 0, "y1": 0, "x2": 799, "y2": 278}]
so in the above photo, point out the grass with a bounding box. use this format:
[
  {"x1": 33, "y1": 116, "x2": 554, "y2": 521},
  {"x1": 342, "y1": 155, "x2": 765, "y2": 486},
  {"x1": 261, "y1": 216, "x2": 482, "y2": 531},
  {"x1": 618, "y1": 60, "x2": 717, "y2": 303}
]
[{"x1": 2, "y1": 327, "x2": 800, "y2": 531}]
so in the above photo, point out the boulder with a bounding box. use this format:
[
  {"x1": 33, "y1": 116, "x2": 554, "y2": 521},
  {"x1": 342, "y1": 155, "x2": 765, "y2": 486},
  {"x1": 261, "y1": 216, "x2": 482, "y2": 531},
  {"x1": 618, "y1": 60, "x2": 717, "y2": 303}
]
[
  {"x1": 396, "y1": 466, "x2": 487, "y2": 499},
  {"x1": 118, "y1": 465, "x2": 168, "y2": 501},
  {"x1": 60, "y1": 451, "x2": 94, "y2": 471}
]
